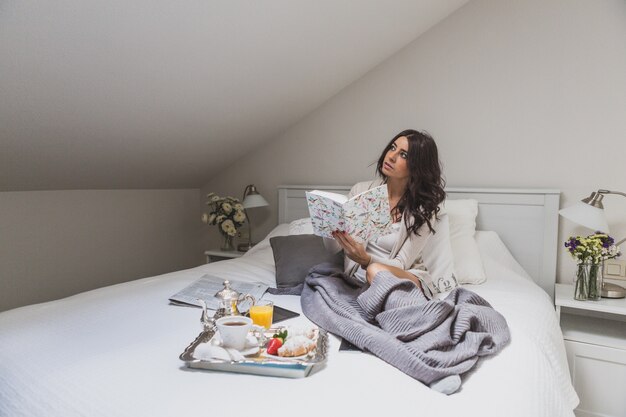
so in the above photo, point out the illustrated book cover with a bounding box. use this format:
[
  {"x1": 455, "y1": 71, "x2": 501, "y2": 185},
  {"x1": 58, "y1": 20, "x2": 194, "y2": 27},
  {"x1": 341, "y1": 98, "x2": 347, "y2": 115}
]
[{"x1": 305, "y1": 184, "x2": 393, "y2": 244}]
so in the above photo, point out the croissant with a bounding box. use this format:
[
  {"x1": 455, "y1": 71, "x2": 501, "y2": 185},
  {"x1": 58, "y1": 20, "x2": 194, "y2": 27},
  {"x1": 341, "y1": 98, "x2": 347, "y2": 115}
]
[
  {"x1": 277, "y1": 335, "x2": 316, "y2": 357},
  {"x1": 287, "y1": 327, "x2": 318, "y2": 341}
]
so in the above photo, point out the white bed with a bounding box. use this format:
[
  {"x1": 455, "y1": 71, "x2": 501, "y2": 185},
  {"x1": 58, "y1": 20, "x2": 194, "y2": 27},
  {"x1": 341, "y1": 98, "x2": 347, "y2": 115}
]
[{"x1": 0, "y1": 186, "x2": 578, "y2": 417}]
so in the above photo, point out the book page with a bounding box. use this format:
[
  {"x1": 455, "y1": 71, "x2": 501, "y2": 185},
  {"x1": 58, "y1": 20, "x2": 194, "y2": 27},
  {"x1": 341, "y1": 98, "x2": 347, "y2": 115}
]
[
  {"x1": 169, "y1": 274, "x2": 268, "y2": 309},
  {"x1": 343, "y1": 184, "x2": 393, "y2": 243},
  {"x1": 306, "y1": 190, "x2": 348, "y2": 204}
]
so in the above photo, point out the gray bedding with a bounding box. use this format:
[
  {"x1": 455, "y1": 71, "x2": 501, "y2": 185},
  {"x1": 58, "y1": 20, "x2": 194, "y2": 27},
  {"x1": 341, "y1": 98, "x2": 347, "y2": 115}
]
[{"x1": 300, "y1": 263, "x2": 510, "y2": 394}]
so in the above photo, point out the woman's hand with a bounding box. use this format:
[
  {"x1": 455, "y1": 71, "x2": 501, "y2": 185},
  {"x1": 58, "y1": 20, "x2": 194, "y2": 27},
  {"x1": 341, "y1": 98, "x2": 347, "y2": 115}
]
[{"x1": 332, "y1": 230, "x2": 371, "y2": 268}]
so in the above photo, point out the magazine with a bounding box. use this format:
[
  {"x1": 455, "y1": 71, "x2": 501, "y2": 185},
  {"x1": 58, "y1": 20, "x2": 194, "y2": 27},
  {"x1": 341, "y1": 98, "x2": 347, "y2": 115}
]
[
  {"x1": 305, "y1": 184, "x2": 393, "y2": 244},
  {"x1": 169, "y1": 274, "x2": 268, "y2": 309}
]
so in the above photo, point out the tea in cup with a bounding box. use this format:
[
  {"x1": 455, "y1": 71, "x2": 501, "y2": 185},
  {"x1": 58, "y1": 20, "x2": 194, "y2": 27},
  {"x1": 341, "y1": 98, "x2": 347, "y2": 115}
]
[
  {"x1": 216, "y1": 316, "x2": 262, "y2": 350},
  {"x1": 249, "y1": 300, "x2": 274, "y2": 330}
]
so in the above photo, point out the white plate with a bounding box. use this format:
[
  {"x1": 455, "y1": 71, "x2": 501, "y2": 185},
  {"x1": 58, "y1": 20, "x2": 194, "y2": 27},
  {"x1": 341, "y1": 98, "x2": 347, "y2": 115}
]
[{"x1": 261, "y1": 350, "x2": 310, "y2": 361}]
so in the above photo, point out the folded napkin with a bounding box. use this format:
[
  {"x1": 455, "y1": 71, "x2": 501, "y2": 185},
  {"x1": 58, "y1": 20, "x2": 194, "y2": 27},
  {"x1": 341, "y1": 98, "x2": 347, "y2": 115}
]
[{"x1": 193, "y1": 334, "x2": 259, "y2": 362}]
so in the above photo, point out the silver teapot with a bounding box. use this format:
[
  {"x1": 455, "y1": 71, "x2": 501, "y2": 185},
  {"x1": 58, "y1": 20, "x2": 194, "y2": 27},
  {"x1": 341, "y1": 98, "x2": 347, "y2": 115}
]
[{"x1": 213, "y1": 280, "x2": 256, "y2": 319}]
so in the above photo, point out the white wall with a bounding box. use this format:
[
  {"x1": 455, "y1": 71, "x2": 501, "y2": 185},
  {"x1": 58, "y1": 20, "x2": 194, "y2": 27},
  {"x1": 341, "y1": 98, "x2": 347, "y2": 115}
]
[
  {"x1": 201, "y1": 0, "x2": 626, "y2": 284},
  {"x1": 0, "y1": 189, "x2": 204, "y2": 312}
]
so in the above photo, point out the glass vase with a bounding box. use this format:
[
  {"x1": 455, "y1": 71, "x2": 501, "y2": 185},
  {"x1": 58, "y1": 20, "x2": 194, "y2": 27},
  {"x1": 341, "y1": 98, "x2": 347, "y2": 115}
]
[
  {"x1": 220, "y1": 234, "x2": 234, "y2": 251},
  {"x1": 587, "y1": 262, "x2": 602, "y2": 301},
  {"x1": 574, "y1": 262, "x2": 602, "y2": 301}
]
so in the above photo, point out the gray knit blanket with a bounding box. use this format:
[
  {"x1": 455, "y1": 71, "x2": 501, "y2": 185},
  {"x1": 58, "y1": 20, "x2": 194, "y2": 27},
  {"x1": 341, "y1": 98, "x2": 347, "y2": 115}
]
[{"x1": 301, "y1": 263, "x2": 510, "y2": 393}]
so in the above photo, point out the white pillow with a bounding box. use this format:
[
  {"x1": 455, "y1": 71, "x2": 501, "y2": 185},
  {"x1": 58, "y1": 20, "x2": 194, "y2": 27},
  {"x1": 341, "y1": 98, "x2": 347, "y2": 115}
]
[
  {"x1": 442, "y1": 199, "x2": 486, "y2": 284},
  {"x1": 287, "y1": 200, "x2": 487, "y2": 286},
  {"x1": 244, "y1": 223, "x2": 290, "y2": 257},
  {"x1": 420, "y1": 213, "x2": 459, "y2": 294},
  {"x1": 288, "y1": 217, "x2": 314, "y2": 235}
]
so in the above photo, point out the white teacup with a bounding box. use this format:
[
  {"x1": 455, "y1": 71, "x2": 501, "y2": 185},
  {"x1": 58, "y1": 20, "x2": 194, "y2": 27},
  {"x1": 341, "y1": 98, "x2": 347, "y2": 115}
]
[{"x1": 216, "y1": 316, "x2": 263, "y2": 351}]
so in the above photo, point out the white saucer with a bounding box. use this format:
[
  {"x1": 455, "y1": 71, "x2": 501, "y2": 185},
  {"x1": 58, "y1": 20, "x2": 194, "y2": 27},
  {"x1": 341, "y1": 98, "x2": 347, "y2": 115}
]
[{"x1": 211, "y1": 332, "x2": 260, "y2": 356}]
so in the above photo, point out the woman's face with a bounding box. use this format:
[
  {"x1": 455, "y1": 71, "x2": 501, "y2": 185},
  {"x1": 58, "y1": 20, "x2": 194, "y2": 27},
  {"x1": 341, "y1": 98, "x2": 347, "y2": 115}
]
[{"x1": 382, "y1": 136, "x2": 410, "y2": 181}]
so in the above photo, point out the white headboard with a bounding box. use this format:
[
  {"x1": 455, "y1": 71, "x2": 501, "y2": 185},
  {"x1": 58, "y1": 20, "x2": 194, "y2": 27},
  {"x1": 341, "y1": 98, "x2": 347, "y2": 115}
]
[{"x1": 278, "y1": 185, "x2": 560, "y2": 299}]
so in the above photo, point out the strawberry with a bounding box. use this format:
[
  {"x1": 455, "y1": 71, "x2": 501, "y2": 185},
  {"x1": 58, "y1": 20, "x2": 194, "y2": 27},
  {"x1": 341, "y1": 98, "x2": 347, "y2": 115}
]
[
  {"x1": 272, "y1": 329, "x2": 288, "y2": 343},
  {"x1": 266, "y1": 338, "x2": 283, "y2": 355}
]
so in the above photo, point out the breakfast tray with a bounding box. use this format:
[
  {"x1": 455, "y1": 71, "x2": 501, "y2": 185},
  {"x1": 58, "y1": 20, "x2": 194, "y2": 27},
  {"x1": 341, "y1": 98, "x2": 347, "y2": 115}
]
[{"x1": 179, "y1": 326, "x2": 328, "y2": 378}]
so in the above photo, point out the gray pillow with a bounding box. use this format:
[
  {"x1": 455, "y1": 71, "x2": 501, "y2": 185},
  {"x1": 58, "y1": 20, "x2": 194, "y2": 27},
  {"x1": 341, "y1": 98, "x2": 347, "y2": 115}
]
[{"x1": 270, "y1": 234, "x2": 343, "y2": 288}]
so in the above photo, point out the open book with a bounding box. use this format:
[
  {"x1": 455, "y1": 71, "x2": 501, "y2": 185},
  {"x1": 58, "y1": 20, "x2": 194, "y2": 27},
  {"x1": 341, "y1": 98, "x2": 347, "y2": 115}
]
[{"x1": 305, "y1": 184, "x2": 393, "y2": 244}]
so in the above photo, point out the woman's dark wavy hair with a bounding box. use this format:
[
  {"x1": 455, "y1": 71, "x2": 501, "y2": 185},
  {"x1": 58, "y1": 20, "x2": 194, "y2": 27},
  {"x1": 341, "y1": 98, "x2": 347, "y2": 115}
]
[{"x1": 376, "y1": 129, "x2": 446, "y2": 236}]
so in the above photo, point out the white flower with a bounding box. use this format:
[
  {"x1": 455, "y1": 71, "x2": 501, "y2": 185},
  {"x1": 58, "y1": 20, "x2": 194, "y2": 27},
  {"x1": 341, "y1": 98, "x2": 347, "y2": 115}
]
[
  {"x1": 221, "y1": 219, "x2": 236, "y2": 236},
  {"x1": 202, "y1": 193, "x2": 245, "y2": 236},
  {"x1": 233, "y1": 210, "x2": 246, "y2": 223}
]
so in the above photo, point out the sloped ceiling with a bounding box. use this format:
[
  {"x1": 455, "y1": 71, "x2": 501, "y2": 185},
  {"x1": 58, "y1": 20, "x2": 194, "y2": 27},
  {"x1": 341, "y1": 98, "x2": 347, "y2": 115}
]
[{"x1": 0, "y1": 0, "x2": 469, "y2": 191}]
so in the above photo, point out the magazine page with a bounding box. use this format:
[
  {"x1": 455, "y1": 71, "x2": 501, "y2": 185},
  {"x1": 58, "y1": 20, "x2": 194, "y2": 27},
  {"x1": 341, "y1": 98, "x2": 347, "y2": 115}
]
[{"x1": 169, "y1": 274, "x2": 268, "y2": 309}]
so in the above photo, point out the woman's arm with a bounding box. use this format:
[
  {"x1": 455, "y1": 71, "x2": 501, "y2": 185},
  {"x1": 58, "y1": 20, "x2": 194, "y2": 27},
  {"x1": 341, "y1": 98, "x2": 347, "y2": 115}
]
[
  {"x1": 332, "y1": 231, "x2": 371, "y2": 268},
  {"x1": 333, "y1": 217, "x2": 433, "y2": 271}
]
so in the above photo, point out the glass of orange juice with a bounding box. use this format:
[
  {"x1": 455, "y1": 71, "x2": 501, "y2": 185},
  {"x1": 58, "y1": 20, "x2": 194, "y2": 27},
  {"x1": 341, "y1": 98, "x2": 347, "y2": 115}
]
[{"x1": 249, "y1": 300, "x2": 274, "y2": 330}]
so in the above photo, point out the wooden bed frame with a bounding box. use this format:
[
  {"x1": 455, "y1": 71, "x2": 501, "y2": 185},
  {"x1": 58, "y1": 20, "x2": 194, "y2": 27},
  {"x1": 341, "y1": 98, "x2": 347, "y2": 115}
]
[{"x1": 277, "y1": 185, "x2": 560, "y2": 299}]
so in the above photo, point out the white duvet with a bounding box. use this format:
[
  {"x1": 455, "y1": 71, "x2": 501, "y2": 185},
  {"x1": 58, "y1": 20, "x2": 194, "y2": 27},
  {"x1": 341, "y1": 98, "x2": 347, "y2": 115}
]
[{"x1": 0, "y1": 227, "x2": 578, "y2": 417}]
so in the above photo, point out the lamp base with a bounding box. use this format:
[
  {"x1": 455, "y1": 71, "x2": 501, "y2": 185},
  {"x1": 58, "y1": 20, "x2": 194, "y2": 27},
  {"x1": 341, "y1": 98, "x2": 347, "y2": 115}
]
[{"x1": 601, "y1": 282, "x2": 626, "y2": 299}]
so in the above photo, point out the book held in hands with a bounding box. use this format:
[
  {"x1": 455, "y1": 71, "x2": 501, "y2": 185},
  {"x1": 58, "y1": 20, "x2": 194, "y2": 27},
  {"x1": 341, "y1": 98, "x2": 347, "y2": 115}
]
[{"x1": 305, "y1": 184, "x2": 393, "y2": 244}]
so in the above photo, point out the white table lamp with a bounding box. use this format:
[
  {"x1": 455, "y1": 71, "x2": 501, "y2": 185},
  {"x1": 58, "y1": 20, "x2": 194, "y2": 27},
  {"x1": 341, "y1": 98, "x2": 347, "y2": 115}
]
[
  {"x1": 239, "y1": 184, "x2": 269, "y2": 252},
  {"x1": 559, "y1": 189, "x2": 626, "y2": 298}
]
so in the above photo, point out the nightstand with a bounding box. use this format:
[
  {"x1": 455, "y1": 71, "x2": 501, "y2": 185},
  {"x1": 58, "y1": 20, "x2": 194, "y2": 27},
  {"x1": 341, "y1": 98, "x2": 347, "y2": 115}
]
[
  {"x1": 555, "y1": 283, "x2": 626, "y2": 417},
  {"x1": 204, "y1": 249, "x2": 244, "y2": 264}
]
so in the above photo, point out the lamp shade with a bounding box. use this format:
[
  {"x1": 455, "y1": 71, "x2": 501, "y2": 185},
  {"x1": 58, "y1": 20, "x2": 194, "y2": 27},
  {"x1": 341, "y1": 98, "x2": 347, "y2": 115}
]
[
  {"x1": 559, "y1": 201, "x2": 609, "y2": 232},
  {"x1": 242, "y1": 193, "x2": 268, "y2": 209}
]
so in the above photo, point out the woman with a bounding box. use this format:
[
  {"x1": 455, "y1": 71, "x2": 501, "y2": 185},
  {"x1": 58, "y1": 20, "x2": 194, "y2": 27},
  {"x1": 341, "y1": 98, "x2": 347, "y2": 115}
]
[{"x1": 324, "y1": 129, "x2": 446, "y2": 295}]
